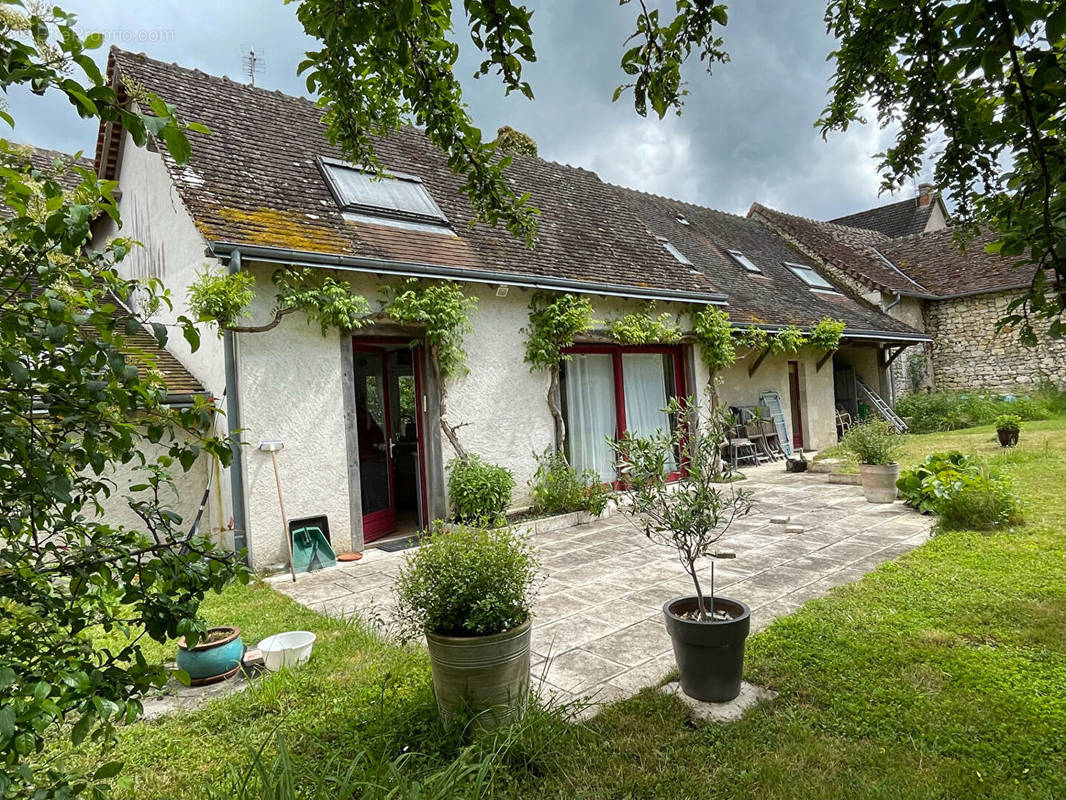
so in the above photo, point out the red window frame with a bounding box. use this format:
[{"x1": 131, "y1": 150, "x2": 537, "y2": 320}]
[{"x1": 561, "y1": 343, "x2": 688, "y2": 482}]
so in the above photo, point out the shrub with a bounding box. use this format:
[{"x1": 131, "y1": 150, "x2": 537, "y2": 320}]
[
  {"x1": 394, "y1": 525, "x2": 539, "y2": 636},
  {"x1": 936, "y1": 468, "x2": 1021, "y2": 532},
  {"x1": 994, "y1": 414, "x2": 1022, "y2": 432},
  {"x1": 896, "y1": 451, "x2": 976, "y2": 513},
  {"x1": 529, "y1": 449, "x2": 612, "y2": 517},
  {"x1": 896, "y1": 451, "x2": 1021, "y2": 532},
  {"x1": 840, "y1": 420, "x2": 902, "y2": 465},
  {"x1": 447, "y1": 456, "x2": 515, "y2": 523},
  {"x1": 895, "y1": 388, "x2": 1066, "y2": 433}
]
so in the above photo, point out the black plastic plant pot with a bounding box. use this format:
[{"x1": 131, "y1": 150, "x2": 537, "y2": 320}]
[{"x1": 663, "y1": 596, "x2": 751, "y2": 702}]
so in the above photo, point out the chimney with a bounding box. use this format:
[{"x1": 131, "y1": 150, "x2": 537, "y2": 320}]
[{"x1": 917, "y1": 183, "x2": 935, "y2": 207}]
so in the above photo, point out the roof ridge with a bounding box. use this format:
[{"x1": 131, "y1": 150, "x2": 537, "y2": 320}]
[{"x1": 607, "y1": 180, "x2": 748, "y2": 223}]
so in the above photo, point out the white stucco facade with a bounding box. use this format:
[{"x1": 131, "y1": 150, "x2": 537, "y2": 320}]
[{"x1": 96, "y1": 127, "x2": 886, "y2": 572}]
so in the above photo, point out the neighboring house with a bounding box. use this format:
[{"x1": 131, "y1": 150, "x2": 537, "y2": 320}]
[
  {"x1": 750, "y1": 195, "x2": 1066, "y2": 399},
  {"x1": 88, "y1": 48, "x2": 926, "y2": 570}
]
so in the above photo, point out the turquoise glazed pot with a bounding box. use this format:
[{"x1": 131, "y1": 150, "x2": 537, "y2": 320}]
[{"x1": 176, "y1": 626, "x2": 244, "y2": 685}]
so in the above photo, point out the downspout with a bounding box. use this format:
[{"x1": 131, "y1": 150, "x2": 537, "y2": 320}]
[
  {"x1": 882, "y1": 291, "x2": 902, "y2": 315},
  {"x1": 223, "y1": 249, "x2": 250, "y2": 565}
]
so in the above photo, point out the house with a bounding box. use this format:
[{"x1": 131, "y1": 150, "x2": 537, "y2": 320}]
[
  {"x1": 88, "y1": 49, "x2": 927, "y2": 570},
  {"x1": 750, "y1": 195, "x2": 1066, "y2": 399}
]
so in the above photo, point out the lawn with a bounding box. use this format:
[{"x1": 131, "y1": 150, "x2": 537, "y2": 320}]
[{"x1": 83, "y1": 419, "x2": 1066, "y2": 799}]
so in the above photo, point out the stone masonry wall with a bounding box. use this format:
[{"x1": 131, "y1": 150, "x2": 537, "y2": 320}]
[{"x1": 927, "y1": 289, "x2": 1066, "y2": 391}]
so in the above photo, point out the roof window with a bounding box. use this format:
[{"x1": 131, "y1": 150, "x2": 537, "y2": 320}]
[
  {"x1": 318, "y1": 157, "x2": 447, "y2": 225},
  {"x1": 785, "y1": 262, "x2": 838, "y2": 292},
  {"x1": 727, "y1": 250, "x2": 762, "y2": 274},
  {"x1": 675, "y1": 213, "x2": 690, "y2": 226},
  {"x1": 657, "y1": 235, "x2": 692, "y2": 266}
]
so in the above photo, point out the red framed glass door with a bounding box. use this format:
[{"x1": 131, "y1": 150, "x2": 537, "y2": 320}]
[{"x1": 353, "y1": 345, "x2": 396, "y2": 541}]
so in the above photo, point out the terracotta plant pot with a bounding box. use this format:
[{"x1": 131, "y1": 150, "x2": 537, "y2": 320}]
[
  {"x1": 176, "y1": 626, "x2": 244, "y2": 686},
  {"x1": 425, "y1": 617, "x2": 531, "y2": 731},
  {"x1": 663, "y1": 596, "x2": 750, "y2": 702},
  {"x1": 997, "y1": 429, "x2": 1019, "y2": 447},
  {"x1": 858, "y1": 463, "x2": 901, "y2": 503}
]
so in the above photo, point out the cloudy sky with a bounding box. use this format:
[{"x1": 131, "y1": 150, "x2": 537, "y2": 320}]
[{"x1": 6, "y1": 0, "x2": 933, "y2": 220}]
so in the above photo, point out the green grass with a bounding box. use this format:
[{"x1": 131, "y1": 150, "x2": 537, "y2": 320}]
[{"x1": 80, "y1": 420, "x2": 1066, "y2": 799}]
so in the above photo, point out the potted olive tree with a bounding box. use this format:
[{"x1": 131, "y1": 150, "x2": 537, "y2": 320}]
[
  {"x1": 841, "y1": 420, "x2": 903, "y2": 503},
  {"x1": 395, "y1": 524, "x2": 539, "y2": 730},
  {"x1": 612, "y1": 398, "x2": 754, "y2": 702},
  {"x1": 995, "y1": 414, "x2": 1021, "y2": 447}
]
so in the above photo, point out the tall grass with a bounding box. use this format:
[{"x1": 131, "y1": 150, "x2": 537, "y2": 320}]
[{"x1": 896, "y1": 382, "x2": 1066, "y2": 433}]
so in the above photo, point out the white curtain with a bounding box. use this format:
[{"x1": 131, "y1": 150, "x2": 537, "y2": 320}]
[
  {"x1": 622, "y1": 353, "x2": 676, "y2": 469},
  {"x1": 564, "y1": 354, "x2": 618, "y2": 482}
]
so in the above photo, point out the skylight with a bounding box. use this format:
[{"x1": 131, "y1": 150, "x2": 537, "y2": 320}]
[
  {"x1": 675, "y1": 214, "x2": 690, "y2": 226},
  {"x1": 657, "y1": 235, "x2": 692, "y2": 266},
  {"x1": 785, "y1": 262, "x2": 837, "y2": 291},
  {"x1": 318, "y1": 157, "x2": 447, "y2": 225},
  {"x1": 727, "y1": 250, "x2": 761, "y2": 274}
]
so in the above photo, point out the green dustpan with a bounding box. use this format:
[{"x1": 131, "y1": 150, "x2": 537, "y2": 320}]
[{"x1": 290, "y1": 525, "x2": 337, "y2": 573}]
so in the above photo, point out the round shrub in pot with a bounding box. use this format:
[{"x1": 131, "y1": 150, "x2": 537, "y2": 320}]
[
  {"x1": 612, "y1": 397, "x2": 754, "y2": 702},
  {"x1": 395, "y1": 524, "x2": 538, "y2": 730},
  {"x1": 841, "y1": 420, "x2": 903, "y2": 503},
  {"x1": 994, "y1": 414, "x2": 1021, "y2": 447}
]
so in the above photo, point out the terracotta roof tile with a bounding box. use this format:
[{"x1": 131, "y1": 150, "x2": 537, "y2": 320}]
[
  {"x1": 617, "y1": 188, "x2": 923, "y2": 336},
  {"x1": 829, "y1": 196, "x2": 936, "y2": 238},
  {"x1": 101, "y1": 48, "x2": 723, "y2": 300}
]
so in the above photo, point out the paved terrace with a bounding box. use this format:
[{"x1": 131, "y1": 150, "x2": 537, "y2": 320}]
[{"x1": 271, "y1": 466, "x2": 933, "y2": 705}]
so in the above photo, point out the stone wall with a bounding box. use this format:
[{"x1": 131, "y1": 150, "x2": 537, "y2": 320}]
[{"x1": 927, "y1": 289, "x2": 1066, "y2": 391}]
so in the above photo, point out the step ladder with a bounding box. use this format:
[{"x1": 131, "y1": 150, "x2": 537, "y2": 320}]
[
  {"x1": 855, "y1": 375, "x2": 908, "y2": 432},
  {"x1": 759, "y1": 390, "x2": 792, "y2": 457}
]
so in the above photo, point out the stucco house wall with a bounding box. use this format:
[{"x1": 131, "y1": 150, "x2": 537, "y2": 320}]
[
  {"x1": 927, "y1": 289, "x2": 1066, "y2": 392},
  {"x1": 92, "y1": 131, "x2": 231, "y2": 542}
]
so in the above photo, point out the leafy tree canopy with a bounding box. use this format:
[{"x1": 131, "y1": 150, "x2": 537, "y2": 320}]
[
  {"x1": 820, "y1": 0, "x2": 1066, "y2": 342},
  {"x1": 0, "y1": 6, "x2": 247, "y2": 797}
]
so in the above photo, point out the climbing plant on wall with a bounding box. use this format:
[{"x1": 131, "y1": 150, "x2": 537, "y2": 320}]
[
  {"x1": 768, "y1": 325, "x2": 808, "y2": 355},
  {"x1": 808, "y1": 317, "x2": 846, "y2": 352},
  {"x1": 523, "y1": 291, "x2": 595, "y2": 449},
  {"x1": 380, "y1": 278, "x2": 478, "y2": 461},
  {"x1": 187, "y1": 266, "x2": 371, "y2": 335},
  {"x1": 691, "y1": 306, "x2": 735, "y2": 411},
  {"x1": 606, "y1": 302, "x2": 682, "y2": 344},
  {"x1": 733, "y1": 324, "x2": 768, "y2": 352}
]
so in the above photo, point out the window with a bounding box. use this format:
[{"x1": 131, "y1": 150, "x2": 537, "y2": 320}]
[
  {"x1": 657, "y1": 235, "x2": 692, "y2": 266},
  {"x1": 785, "y1": 262, "x2": 837, "y2": 291},
  {"x1": 727, "y1": 250, "x2": 762, "y2": 274},
  {"x1": 318, "y1": 157, "x2": 447, "y2": 225},
  {"x1": 675, "y1": 213, "x2": 690, "y2": 226},
  {"x1": 560, "y1": 346, "x2": 683, "y2": 482}
]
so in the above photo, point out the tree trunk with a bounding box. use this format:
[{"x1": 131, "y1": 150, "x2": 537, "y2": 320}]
[
  {"x1": 689, "y1": 561, "x2": 710, "y2": 622},
  {"x1": 547, "y1": 365, "x2": 565, "y2": 451},
  {"x1": 432, "y1": 345, "x2": 469, "y2": 463},
  {"x1": 708, "y1": 371, "x2": 723, "y2": 475}
]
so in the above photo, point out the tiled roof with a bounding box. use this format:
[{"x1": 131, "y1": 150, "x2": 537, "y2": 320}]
[
  {"x1": 617, "y1": 188, "x2": 924, "y2": 337},
  {"x1": 829, "y1": 196, "x2": 937, "y2": 238},
  {"x1": 98, "y1": 48, "x2": 724, "y2": 302},
  {"x1": 0, "y1": 145, "x2": 94, "y2": 220},
  {"x1": 749, "y1": 203, "x2": 928, "y2": 294},
  {"x1": 878, "y1": 229, "x2": 1036, "y2": 296},
  {"x1": 753, "y1": 203, "x2": 1037, "y2": 299}
]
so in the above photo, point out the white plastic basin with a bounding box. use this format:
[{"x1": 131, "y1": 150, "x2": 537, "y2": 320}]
[{"x1": 257, "y1": 631, "x2": 316, "y2": 671}]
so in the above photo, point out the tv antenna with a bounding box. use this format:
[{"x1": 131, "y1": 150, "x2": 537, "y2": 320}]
[{"x1": 242, "y1": 47, "x2": 264, "y2": 87}]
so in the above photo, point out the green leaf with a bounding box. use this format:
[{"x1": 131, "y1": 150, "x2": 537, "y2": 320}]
[
  {"x1": 0, "y1": 706, "x2": 15, "y2": 740},
  {"x1": 70, "y1": 712, "x2": 94, "y2": 746},
  {"x1": 83, "y1": 32, "x2": 104, "y2": 49},
  {"x1": 93, "y1": 761, "x2": 124, "y2": 781}
]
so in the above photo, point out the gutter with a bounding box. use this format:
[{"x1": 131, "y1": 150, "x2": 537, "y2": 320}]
[
  {"x1": 222, "y1": 250, "x2": 250, "y2": 565},
  {"x1": 744, "y1": 321, "x2": 932, "y2": 344},
  {"x1": 208, "y1": 241, "x2": 730, "y2": 306}
]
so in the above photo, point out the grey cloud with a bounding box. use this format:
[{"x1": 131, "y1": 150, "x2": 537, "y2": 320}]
[{"x1": 4, "y1": 0, "x2": 927, "y2": 221}]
